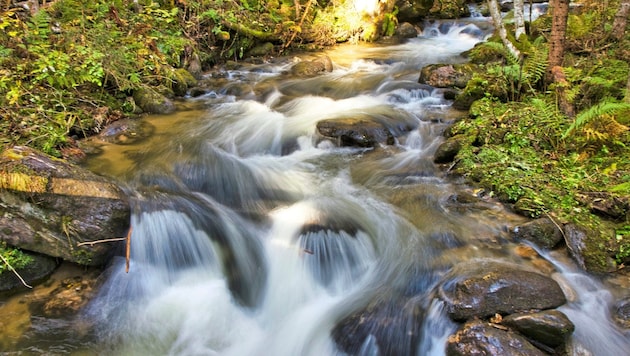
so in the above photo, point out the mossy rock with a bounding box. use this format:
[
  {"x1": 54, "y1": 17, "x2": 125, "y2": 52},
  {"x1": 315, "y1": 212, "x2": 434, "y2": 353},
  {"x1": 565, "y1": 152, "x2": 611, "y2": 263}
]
[
  {"x1": 248, "y1": 42, "x2": 275, "y2": 57},
  {"x1": 132, "y1": 87, "x2": 176, "y2": 114},
  {"x1": 171, "y1": 68, "x2": 198, "y2": 97},
  {"x1": 563, "y1": 223, "x2": 616, "y2": 273}
]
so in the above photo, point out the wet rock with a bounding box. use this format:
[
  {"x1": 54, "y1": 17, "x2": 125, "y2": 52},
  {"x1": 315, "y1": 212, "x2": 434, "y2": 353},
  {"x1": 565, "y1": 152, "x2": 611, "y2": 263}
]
[
  {"x1": 395, "y1": 22, "x2": 419, "y2": 38},
  {"x1": 513, "y1": 218, "x2": 564, "y2": 249},
  {"x1": 332, "y1": 295, "x2": 425, "y2": 356},
  {"x1": 132, "y1": 87, "x2": 176, "y2": 114},
  {"x1": 502, "y1": 310, "x2": 575, "y2": 348},
  {"x1": 0, "y1": 252, "x2": 58, "y2": 293},
  {"x1": 438, "y1": 259, "x2": 567, "y2": 321},
  {"x1": 563, "y1": 223, "x2": 616, "y2": 273},
  {"x1": 446, "y1": 320, "x2": 545, "y2": 356},
  {"x1": 418, "y1": 64, "x2": 473, "y2": 89},
  {"x1": 613, "y1": 296, "x2": 630, "y2": 329},
  {"x1": 0, "y1": 146, "x2": 130, "y2": 266},
  {"x1": 40, "y1": 275, "x2": 97, "y2": 317},
  {"x1": 290, "y1": 56, "x2": 333, "y2": 77},
  {"x1": 434, "y1": 135, "x2": 466, "y2": 163},
  {"x1": 96, "y1": 119, "x2": 155, "y2": 145},
  {"x1": 317, "y1": 118, "x2": 395, "y2": 147}
]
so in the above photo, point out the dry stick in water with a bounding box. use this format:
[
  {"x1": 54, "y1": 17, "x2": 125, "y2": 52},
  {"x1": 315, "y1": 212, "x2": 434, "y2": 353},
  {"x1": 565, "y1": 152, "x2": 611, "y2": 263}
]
[
  {"x1": 0, "y1": 252, "x2": 33, "y2": 289},
  {"x1": 125, "y1": 227, "x2": 132, "y2": 273}
]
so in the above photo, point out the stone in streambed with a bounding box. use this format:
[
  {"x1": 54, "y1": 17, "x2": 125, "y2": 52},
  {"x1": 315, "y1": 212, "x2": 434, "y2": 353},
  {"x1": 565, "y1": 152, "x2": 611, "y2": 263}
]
[
  {"x1": 437, "y1": 259, "x2": 567, "y2": 321},
  {"x1": 446, "y1": 320, "x2": 545, "y2": 356},
  {"x1": 502, "y1": 310, "x2": 575, "y2": 348}
]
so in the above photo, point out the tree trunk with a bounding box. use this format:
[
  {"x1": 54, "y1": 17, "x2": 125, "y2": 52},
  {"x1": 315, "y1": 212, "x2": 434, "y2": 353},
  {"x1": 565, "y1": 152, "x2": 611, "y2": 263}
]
[
  {"x1": 611, "y1": 0, "x2": 630, "y2": 41},
  {"x1": 547, "y1": 0, "x2": 570, "y2": 82},
  {"x1": 487, "y1": 0, "x2": 521, "y2": 59},
  {"x1": 514, "y1": 0, "x2": 526, "y2": 39}
]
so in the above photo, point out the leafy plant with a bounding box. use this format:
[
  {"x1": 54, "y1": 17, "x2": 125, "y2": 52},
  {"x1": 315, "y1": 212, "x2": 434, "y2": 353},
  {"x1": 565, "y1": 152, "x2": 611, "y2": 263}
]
[{"x1": 0, "y1": 242, "x2": 33, "y2": 275}]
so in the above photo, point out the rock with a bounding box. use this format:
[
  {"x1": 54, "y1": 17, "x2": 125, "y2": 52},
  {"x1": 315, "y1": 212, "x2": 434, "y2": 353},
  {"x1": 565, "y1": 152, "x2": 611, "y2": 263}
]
[
  {"x1": 502, "y1": 310, "x2": 575, "y2": 348},
  {"x1": 613, "y1": 296, "x2": 630, "y2": 328},
  {"x1": 0, "y1": 251, "x2": 58, "y2": 293},
  {"x1": 575, "y1": 192, "x2": 629, "y2": 220},
  {"x1": 438, "y1": 259, "x2": 567, "y2": 321},
  {"x1": 332, "y1": 295, "x2": 425, "y2": 355},
  {"x1": 96, "y1": 118, "x2": 155, "y2": 145},
  {"x1": 248, "y1": 42, "x2": 275, "y2": 57},
  {"x1": 132, "y1": 87, "x2": 176, "y2": 114},
  {"x1": 434, "y1": 135, "x2": 466, "y2": 163},
  {"x1": 419, "y1": 64, "x2": 473, "y2": 89},
  {"x1": 317, "y1": 118, "x2": 396, "y2": 147},
  {"x1": 290, "y1": 56, "x2": 333, "y2": 77},
  {"x1": 171, "y1": 68, "x2": 198, "y2": 97},
  {"x1": 513, "y1": 218, "x2": 564, "y2": 249},
  {"x1": 0, "y1": 146, "x2": 130, "y2": 266},
  {"x1": 395, "y1": 22, "x2": 419, "y2": 38},
  {"x1": 446, "y1": 320, "x2": 545, "y2": 356},
  {"x1": 563, "y1": 223, "x2": 616, "y2": 273},
  {"x1": 41, "y1": 275, "x2": 97, "y2": 317}
]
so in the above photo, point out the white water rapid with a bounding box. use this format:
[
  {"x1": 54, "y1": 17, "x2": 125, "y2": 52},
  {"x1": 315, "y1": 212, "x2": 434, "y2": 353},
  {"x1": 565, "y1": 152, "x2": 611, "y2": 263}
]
[{"x1": 68, "y1": 19, "x2": 628, "y2": 356}]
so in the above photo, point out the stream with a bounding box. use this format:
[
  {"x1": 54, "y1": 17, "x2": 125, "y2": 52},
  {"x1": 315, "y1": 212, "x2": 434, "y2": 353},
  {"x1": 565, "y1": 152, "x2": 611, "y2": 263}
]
[{"x1": 2, "y1": 17, "x2": 629, "y2": 355}]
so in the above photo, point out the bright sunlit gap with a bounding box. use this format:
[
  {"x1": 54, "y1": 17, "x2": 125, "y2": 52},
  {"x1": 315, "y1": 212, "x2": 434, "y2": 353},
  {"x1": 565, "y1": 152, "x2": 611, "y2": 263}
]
[{"x1": 353, "y1": 0, "x2": 380, "y2": 15}]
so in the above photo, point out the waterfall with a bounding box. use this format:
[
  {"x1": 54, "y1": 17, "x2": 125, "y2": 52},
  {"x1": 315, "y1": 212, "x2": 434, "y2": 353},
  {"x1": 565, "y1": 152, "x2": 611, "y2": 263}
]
[{"x1": 10, "y1": 18, "x2": 619, "y2": 355}]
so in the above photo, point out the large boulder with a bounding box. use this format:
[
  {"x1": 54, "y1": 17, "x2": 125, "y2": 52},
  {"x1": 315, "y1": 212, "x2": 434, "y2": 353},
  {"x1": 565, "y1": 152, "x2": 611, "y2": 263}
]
[
  {"x1": 438, "y1": 259, "x2": 567, "y2": 321},
  {"x1": 0, "y1": 146, "x2": 130, "y2": 266}
]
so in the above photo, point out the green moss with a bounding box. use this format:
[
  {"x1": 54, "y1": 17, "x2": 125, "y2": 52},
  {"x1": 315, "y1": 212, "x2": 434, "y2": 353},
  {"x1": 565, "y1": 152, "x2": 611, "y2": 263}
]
[{"x1": 0, "y1": 242, "x2": 34, "y2": 275}]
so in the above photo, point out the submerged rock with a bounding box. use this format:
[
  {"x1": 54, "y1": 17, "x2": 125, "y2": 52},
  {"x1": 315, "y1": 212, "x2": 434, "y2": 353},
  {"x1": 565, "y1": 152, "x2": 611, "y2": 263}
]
[{"x1": 438, "y1": 259, "x2": 567, "y2": 321}]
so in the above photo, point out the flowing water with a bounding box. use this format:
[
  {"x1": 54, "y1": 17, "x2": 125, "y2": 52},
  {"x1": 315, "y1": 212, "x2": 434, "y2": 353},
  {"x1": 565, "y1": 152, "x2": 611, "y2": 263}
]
[{"x1": 2, "y1": 19, "x2": 629, "y2": 355}]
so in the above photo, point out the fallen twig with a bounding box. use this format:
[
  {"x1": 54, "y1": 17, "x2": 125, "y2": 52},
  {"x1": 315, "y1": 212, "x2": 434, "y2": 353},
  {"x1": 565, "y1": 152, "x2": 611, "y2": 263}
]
[
  {"x1": 0, "y1": 252, "x2": 33, "y2": 289},
  {"x1": 125, "y1": 226, "x2": 132, "y2": 273},
  {"x1": 77, "y1": 237, "x2": 126, "y2": 246}
]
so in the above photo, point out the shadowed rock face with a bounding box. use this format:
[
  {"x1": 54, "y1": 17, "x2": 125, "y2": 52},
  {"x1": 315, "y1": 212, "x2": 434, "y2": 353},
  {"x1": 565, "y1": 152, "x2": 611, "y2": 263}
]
[
  {"x1": 0, "y1": 146, "x2": 130, "y2": 267},
  {"x1": 437, "y1": 259, "x2": 567, "y2": 321}
]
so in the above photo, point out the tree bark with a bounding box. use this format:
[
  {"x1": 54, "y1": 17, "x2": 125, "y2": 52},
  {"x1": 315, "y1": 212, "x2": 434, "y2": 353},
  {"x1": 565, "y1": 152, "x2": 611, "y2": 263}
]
[
  {"x1": 547, "y1": 0, "x2": 570, "y2": 82},
  {"x1": 514, "y1": 0, "x2": 526, "y2": 39},
  {"x1": 611, "y1": 0, "x2": 630, "y2": 41},
  {"x1": 487, "y1": 0, "x2": 521, "y2": 59}
]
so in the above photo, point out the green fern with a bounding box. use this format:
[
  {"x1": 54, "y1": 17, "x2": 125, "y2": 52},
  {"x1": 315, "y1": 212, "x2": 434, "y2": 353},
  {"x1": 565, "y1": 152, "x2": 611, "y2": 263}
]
[
  {"x1": 563, "y1": 100, "x2": 630, "y2": 138},
  {"x1": 521, "y1": 38, "x2": 548, "y2": 91}
]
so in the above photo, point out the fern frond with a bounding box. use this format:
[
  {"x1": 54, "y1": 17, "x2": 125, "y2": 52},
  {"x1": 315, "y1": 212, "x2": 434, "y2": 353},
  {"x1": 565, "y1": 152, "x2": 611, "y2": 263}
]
[
  {"x1": 563, "y1": 100, "x2": 630, "y2": 138},
  {"x1": 522, "y1": 45, "x2": 548, "y2": 90}
]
